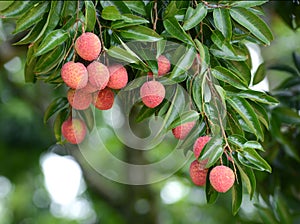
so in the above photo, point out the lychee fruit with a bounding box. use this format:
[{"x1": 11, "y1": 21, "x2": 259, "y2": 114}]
[
  {"x1": 67, "y1": 88, "x2": 92, "y2": 110},
  {"x1": 61, "y1": 61, "x2": 88, "y2": 89},
  {"x1": 193, "y1": 136, "x2": 211, "y2": 159},
  {"x1": 93, "y1": 88, "x2": 114, "y2": 110},
  {"x1": 172, "y1": 121, "x2": 196, "y2": 140},
  {"x1": 189, "y1": 160, "x2": 208, "y2": 186},
  {"x1": 209, "y1": 165, "x2": 235, "y2": 193},
  {"x1": 61, "y1": 118, "x2": 87, "y2": 144},
  {"x1": 107, "y1": 64, "x2": 128, "y2": 89},
  {"x1": 81, "y1": 81, "x2": 99, "y2": 93},
  {"x1": 87, "y1": 61, "x2": 109, "y2": 90},
  {"x1": 148, "y1": 55, "x2": 171, "y2": 77},
  {"x1": 75, "y1": 32, "x2": 101, "y2": 61},
  {"x1": 140, "y1": 80, "x2": 165, "y2": 108}
]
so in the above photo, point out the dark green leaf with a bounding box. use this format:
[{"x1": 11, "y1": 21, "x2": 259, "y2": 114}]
[
  {"x1": 163, "y1": 17, "x2": 194, "y2": 45},
  {"x1": 228, "y1": 134, "x2": 247, "y2": 149},
  {"x1": 256, "y1": 205, "x2": 280, "y2": 224},
  {"x1": 211, "y1": 66, "x2": 248, "y2": 90},
  {"x1": 273, "y1": 189, "x2": 292, "y2": 224},
  {"x1": 230, "y1": 8, "x2": 273, "y2": 45},
  {"x1": 232, "y1": 172, "x2": 242, "y2": 215},
  {"x1": 244, "y1": 141, "x2": 264, "y2": 151},
  {"x1": 44, "y1": 97, "x2": 69, "y2": 123},
  {"x1": 0, "y1": 1, "x2": 38, "y2": 18},
  {"x1": 194, "y1": 39, "x2": 210, "y2": 74},
  {"x1": 79, "y1": 107, "x2": 94, "y2": 132},
  {"x1": 102, "y1": 5, "x2": 121, "y2": 21},
  {"x1": 233, "y1": 90, "x2": 279, "y2": 105},
  {"x1": 53, "y1": 108, "x2": 69, "y2": 143},
  {"x1": 61, "y1": 1, "x2": 77, "y2": 18},
  {"x1": 25, "y1": 44, "x2": 38, "y2": 83},
  {"x1": 213, "y1": 8, "x2": 232, "y2": 39},
  {"x1": 100, "y1": 1, "x2": 131, "y2": 14},
  {"x1": 182, "y1": 3, "x2": 207, "y2": 30},
  {"x1": 249, "y1": 101, "x2": 269, "y2": 129},
  {"x1": 123, "y1": 0, "x2": 146, "y2": 16},
  {"x1": 205, "y1": 175, "x2": 219, "y2": 204},
  {"x1": 231, "y1": 1, "x2": 268, "y2": 8},
  {"x1": 168, "y1": 110, "x2": 199, "y2": 130},
  {"x1": 292, "y1": 51, "x2": 300, "y2": 73},
  {"x1": 224, "y1": 60, "x2": 251, "y2": 86},
  {"x1": 192, "y1": 75, "x2": 204, "y2": 113},
  {"x1": 268, "y1": 64, "x2": 299, "y2": 76},
  {"x1": 13, "y1": 2, "x2": 50, "y2": 34},
  {"x1": 107, "y1": 45, "x2": 140, "y2": 64},
  {"x1": 35, "y1": 30, "x2": 69, "y2": 56},
  {"x1": 253, "y1": 63, "x2": 266, "y2": 85},
  {"x1": 227, "y1": 96, "x2": 264, "y2": 140},
  {"x1": 120, "y1": 25, "x2": 162, "y2": 42},
  {"x1": 200, "y1": 136, "x2": 223, "y2": 168},
  {"x1": 85, "y1": 1, "x2": 96, "y2": 32},
  {"x1": 272, "y1": 107, "x2": 300, "y2": 125},
  {"x1": 235, "y1": 162, "x2": 256, "y2": 199}
]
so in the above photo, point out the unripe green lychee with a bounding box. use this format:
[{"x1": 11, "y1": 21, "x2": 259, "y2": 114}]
[
  {"x1": 193, "y1": 136, "x2": 211, "y2": 159},
  {"x1": 172, "y1": 121, "x2": 196, "y2": 140},
  {"x1": 209, "y1": 165, "x2": 235, "y2": 193},
  {"x1": 189, "y1": 160, "x2": 208, "y2": 186},
  {"x1": 67, "y1": 88, "x2": 92, "y2": 110},
  {"x1": 92, "y1": 88, "x2": 114, "y2": 110},
  {"x1": 140, "y1": 81, "x2": 165, "y2": 108},
  {"x1": 107, "y1": 64, "x2": 128, "y2": 89},
  {"x1": 87, "y1": 61, "x2": 109, "y2": 90},
  {"x1": 61, "y1": 118, "x2": 87, "y2": 144},
  {"x1": 75, "y1": 32, "x2": 101, "y2": 61},
  {"x1": 148, "y1": 55, "x2": 171, "y2": 77},
  {"x1": 61, "y1": 61, "x2": 88, "y2": 89}
]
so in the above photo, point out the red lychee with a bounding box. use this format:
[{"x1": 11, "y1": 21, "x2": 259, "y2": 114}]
[
  {"x1": 172, "y1": 121, "x2": 196, "y2": 140},
  {"x1": 189, "y1": 160, "x2": 208, "y2": 186},
  {"x1": 193, "y1": 136, "x2": 211, "y2": 159},
  {"x1": 75, "y1": 32, "x2": 101, "y2": 61},
  {"x1": 61, "y1": 118, "x2": 87, "y2": 144},
  {"x1": 61, "y1": 61, "x2": 88, "y2": 89},
  {"x1": 209, "y1": 165, "x2": 235, "y2": 193},
  {"x1": 87, "y1": 61, "x2": 109, "y2": 90},
  {"x1": 92, "y1": 88, "x2": 114, "y2": 110},
  {"x1": 67, "y1": 88, "x2": 92, "y2": 110},
  {"x1": 148, "y1": 55, "x2": 171, "y2": 77},
  {"x1": 107, "y1": 64, "x2": 128, "y2": 89},
  {"x1": 140, "y1": 81, "x2": 165, "y2": 108}
]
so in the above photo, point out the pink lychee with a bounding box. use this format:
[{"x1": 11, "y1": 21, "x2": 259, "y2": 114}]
[
  {"x1": 61, "y1": 118, "x2": 87, "y2": 144},
  {"x1": 148, "y1": 55, "x2": 171, "y2": 77},
  {"x1": 75, "y1": 32, "x2": 101, "y2": 61},
  {"x1": 193, "y1": 136, "x2": 211, "y2": 159},
  {"x1": 172, "y1": 121, "x2": 196, "y2": 140},
  {"x1": 107, "y1": 64, "x2": 128, "y2": 89},
  {"x1": 189, "y1": 160, "x2": 208, "y2": 186},
  {"x1": 87, "y1": 61, "x2": 109, "y2": 90},
  {"x1": 209, "y1": 165, "x2": 235, "y2": 193},
  {"x1": 61, "y1": 61, "x2": 88, "y2": 89},
  {"x1": 67, "y1": 88, "x2": 92, "y2": 110},
  {"x1": 92, "y1": 88, "x2": 114, "y2": 110},
  {"x1": 140, "y1": 81, "x2": 165, "y2": 108}
]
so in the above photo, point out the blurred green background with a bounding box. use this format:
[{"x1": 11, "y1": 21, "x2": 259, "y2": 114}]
[{"x1": 0, "y1": 1, "x2": 300, "y2": 224}]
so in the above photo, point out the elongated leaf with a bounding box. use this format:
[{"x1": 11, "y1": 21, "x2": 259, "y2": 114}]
[
  {"x1": 238, "y1": 147, "x2": 272, "y2": 172},
  {"x1": 211, "y1": 66, "x2": 248, "y2": 90},
  {"x1": 205, "y1": 175, "x2": 219, "y2": 204},
  {"x1": 228, "y1": 134, "x2": 247, "y2": 149},
  {"x1": 224, "y1": 60, "x2": 251, "y2": 86},
  {"x1": 44, "y1": 97, "x2": 69, "y2": 123},
  {"x1": 230, "y1": 8, "x2": 273, "y2": 45},
  {"x1": 61, "y1": 1, "x2": 77, "y2": 18},
  {"x1": 163, "y1": 17, "x2": 194, "y2": 45},
  {"x1": 0, "y1": 1, "x2": 38, "y2": 18},
  {"x1": 227, "y1": 96, "x2": 263, "y2": 140},
  {"x1": 256, "y1": 205, "x2": 280, "y2": 224},
  {"x1": 244, "y1": 141, "x2": 264, "y2": 151},
  {"x1": 194, "y1": 39, "x2": 210, "y2": 74},
  {"x1": 232, "y1": 172, "x2": 243, "y2": 215},
  {"x1": 233, "y1": 90, "x2": 279, "y2": 105},
  {"x1": 210, "y1": 45, "x2": 247, "y2": 61},
  {"x1": 35, "y1": 30, "x2": 69, "y2": 56},
  {"x1": 53, "y1": 108, "x2": 69, "y2": 143},
  {"x1": 25, "y1": 44, "x2": 38, "y2": 83},
  {"x1": 213, "y1": 8, "x2": 232, "y2": 39},
  {"x1": 250, "y1": 101, "x2": 269, "y2": 129},
  {"x1": 235, "y1": 162, "x2": 256, "y2": 199},
  {"x1": 85, "y1": 1, "x2": 96, "y2": 32},
  {"x1": 14, "y1": 2, "x2": 50, "y2": 34},
  {"x1": 123, "y1": 0, "x2": 146, "y2": 16},
  {"x1": 120, "y1": 25, "x2": 162, "y2": 42},
  {"x1": 231, "y1": 1, "x2": 268, "y2": 8},
  {"x1": 192, "y1": 75, "x2": 204, "y2": 112},
  {"x1": 183, "y1": 3, "x2": 207, "y2": 30},
  {"x1": 168, "y1": 110, "x2": 199, "y2": 130},
  {"x1": 200, "y1": 136, "x2": 223, "y2": 168},
  {"x1": 100, "y1": 1, "x2": 131, "y2": 14},
  {"x1": 107, "y1": 46, "x2": 139, "y2": 64},
  {"x1": 79, "y1": 107, "x2": 94, "y2": 132},
  {"x1": 253, "y1": 62, "x2": 266, "y2": 85},
  {"x1": 102, "y1": 5, "x2": 121, "y2": 21}
]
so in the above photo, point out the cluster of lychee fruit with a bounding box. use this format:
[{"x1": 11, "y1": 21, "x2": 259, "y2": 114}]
[
  {"x1": 60, "y1": 32, "x2": 128, "y2": 144},
  {"x1": 189, "y1": 135, "x2": 235, "y2": 193}
]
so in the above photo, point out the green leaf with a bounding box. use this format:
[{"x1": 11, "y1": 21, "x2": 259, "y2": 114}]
[
  {"x1": 224, "y1": 60, "x2": 251, "y2": 86},
  {"x1": 79, "y1": 107, "x2": 94, "y2": 132},
  {"x1": 233, "y1": 90, "x2": 279, "y2": 105},
  {"x1": 24, "y1": 44, "x2": 38, "y2": 83},
  {"x1": 194, "y1": 39, "x2": 210, "y2": 74},
  {"x1": 230, "y1": 7, "x2": 273, "y2": 45},
  {"x1": 107, "y1": 45, "x2": 140, "y2": 64},
  {"x1": 35, "y1": 30, "x2": 69, "y2": 56},
  {"x1": 205, "y1": 176, "x2": 219, "y2": 204},
  {"x1": 244, "y1": 141, "x2": 264, "y2": 151},
  {"x1": 231, "y1": 1, "x2": 268, "y2": 8},
  {"x1": 163, "y1": 17, "x2": 194, "y2": 45},
  {"x1": 228, "y1": 134, "x2": 247, "y2": 149},
  {"x1": 182, "y1": 3, "x2": 207, "y2": 30},
  {"x1": 120, "y1": 25, "x2": 162, "y2": 42},
  {"x1": 256, "y1": 205, "x2": 280, "y2": 224},
  {"x1": 211, "y1": 66, "x2": 248, "y2": 90},
  {"x1": 168, "y1": 110, "x2": 199, "y2": 130},
  {"x1": 170, "y1": 46, "x2": 196, "y2": 79},
  {"x1": 61, "y1": 1, "x2": 77, "y2": 18},
  {"x1": 250, "y1": 101, "x2": 269, "y2": 129},
  {"x1": 273, "y1": 107, "x2": 300, "y2": 125},
  {"x1": 192, "y1": 75, "x2": 204, "y2": 113},
  {"x1": 35, "y1": 45, "x2": 65, "y2": 74},
  {"x1": 13, "y1": 2, "x2": 50, "y2": 34},
  {"x1": 227, "y1": 96, "x2": 264, "y2": 140},
  {"x1": 200, "y1": 136, "x2": 223, "y2": 168},
  {"x1": 235, "y1": 162, "x2": 256, "y2": 199},
  {"x1": 238, "y1": 147, "x2": 272, "y2": 172},
  {"x1": 0, "y1": 1, "x2": 38, "y2": 18},
  {"x1": 232, "y1": 173, "x2": 243, "y2": 215},
  {"x1": 102, "y1": 5, "x2": 121, "y2": 21},
  {"x1": 253, "y1": 62, "x2": 266, "y2": 85},
  {"x1": 85, "y1": 1, "x2": 96, "y2": 32},
  {"x1": 53, "y1": 108, "x2": 69, "y2": 143},
  {"x1": 100, "y1": 1, "x2": 131, "y2": 14},
  {"x1": 123, "y1": 0, "x2": 146, "y2": 16},
  {"x1": 268, "y1": 64, "x2": 299, "y2": 76},
  {"x1": 213, "y1": 8, "x2": 232, "y2": 39},
  {"x1": 44, "y1": 97, "x2": 69, "y2": 123}
]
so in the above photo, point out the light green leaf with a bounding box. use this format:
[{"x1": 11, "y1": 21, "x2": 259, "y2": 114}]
[
  {"x1": 200, "y1": 136, "x2": 223, "y2": 168},
  {"x1": 231, "y1": 1, "x2": 268, "y2": 8},
  {"x1": 120, "y1": 25, "x2": 162, "y2": 42},
  {"x1": 102, "y1": 6, "x2": 121, "y2": 21},
  {"x1": 107, "y1": 46, "x2": 139, "y2": 64},
  {"x1": 233, "y1": 90, "x2": 279, "y2": 105},
  {"x1": 228, "y1": 134, "x2": 247, "y2": 149},
  {"x1": 230, "y1": 7, "x2": 273, "y2": 45},
  {"x1": 238, "y1": 148, "x2": 272, "y2": 172},
  {"x1": 244, "y1": 141, "x2": 264, "y2": 151},
  {"x1": 0, "y1": 1, "x2": 38, "y2": 18},
  {"x1": 123, "y1": 0, "x2": 146, "y2": 16},
  {"x1": 183, "y1": 3, "x2": 207, "y2": 30},
  {"x1": 85, "y1": 1, "x2": 96, "y2": 32},
  {"x1": 213, "y1": 8, "x2": 232, "y2": 39}
]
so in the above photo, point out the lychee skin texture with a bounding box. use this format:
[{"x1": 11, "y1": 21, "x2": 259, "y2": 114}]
[
  {"x1": 140, "y1": 81, "x2": 165, "y2": 108},
  {"x1": 75, "y1": 32, "x2": 101, "y2": 61},
  {"x1": 193, "y1": 136, "x2": 211, "y2": 159},
  {"x1": 61, "y1": 118, "x2": 87, "y2": 144},
  {"x1": 148, "y1": 55, "x2": 171, "y2": 77},
  {"x1": 81, "y1": 81, "x2": 99, "y2": 93},
  {"x1": 172, "y1": 121, "x2": 196, "y2": 140},
  {"x1": 67, "y1": 88, "x2": 92, "y2": 110},
  {"x1": 93, "y1": 88, "x2": 114, "y2": 110},
  {"x1": 107, "y1": 64, "x2": 128, "y2": 89},
  {"x1": 61, "y1": 61, "x2": 88, "y2": 89},
  {"x1": 189, "y1": 160, "x2": 208, "y2": 186},
  {"x1": 209, "y1": 165, "x2": 235, "y2": 193},
  {"x1": 87, "y1": 61, "x2": 109, "y2": 90}
]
